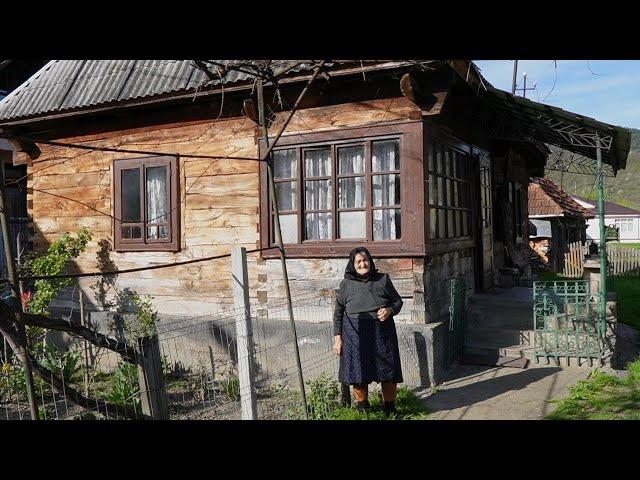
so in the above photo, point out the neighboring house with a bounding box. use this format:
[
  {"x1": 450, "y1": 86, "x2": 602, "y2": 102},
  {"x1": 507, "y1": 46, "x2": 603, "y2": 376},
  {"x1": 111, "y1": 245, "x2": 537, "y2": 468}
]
[
  {"x1": 528, "y1": 177, "x2": 594, "y2": 273},
  {"x1": 572, "y1": 195, "x2": 640, "y2": 243},
  {"x1": 0, "y1": 60, "x2": 628, "y2": 330}
]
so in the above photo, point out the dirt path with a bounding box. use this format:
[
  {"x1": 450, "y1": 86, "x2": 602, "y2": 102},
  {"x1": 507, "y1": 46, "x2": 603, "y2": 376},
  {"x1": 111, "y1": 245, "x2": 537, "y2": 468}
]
[{"x1": 417, "y1": 364, "x2": 592, "y2": 420}]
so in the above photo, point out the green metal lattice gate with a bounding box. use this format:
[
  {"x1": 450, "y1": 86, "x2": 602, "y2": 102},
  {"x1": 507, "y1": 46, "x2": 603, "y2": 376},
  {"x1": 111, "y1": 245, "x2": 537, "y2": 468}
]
[
  {"x1": 532, "y1": 280, "x2": 605, "y2": 365},
  {"x1": 448, "y1": 277, "x2": 468, "y2": 363}
]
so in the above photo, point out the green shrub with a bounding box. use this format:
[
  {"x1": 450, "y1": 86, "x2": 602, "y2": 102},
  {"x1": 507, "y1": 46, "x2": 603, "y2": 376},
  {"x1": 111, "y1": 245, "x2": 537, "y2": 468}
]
[
  {"x1": 101, "y1": 362, "x2": 140, "y2": 410},
  {"x1": 220, "y1": 374, "x2": 240, "y2": 402},
  {"x1": 306, "y1": 372, "x2": 341, "y2": 419},
  {"x1": 36, "y1": 344, "x2": 82, "y2": 384},
  {"x1": 21, "y1": 227, "x2": 92, "y2": 316}
]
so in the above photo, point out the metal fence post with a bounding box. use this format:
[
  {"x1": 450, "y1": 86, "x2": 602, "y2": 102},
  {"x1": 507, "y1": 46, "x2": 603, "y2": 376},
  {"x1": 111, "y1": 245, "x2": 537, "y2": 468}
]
[
  {"x1": 137, "y1": 334, "x2": 169, "y2": 420},
  {"x1": 231, "y1": 246, "x2": 258, "y2": 420}
]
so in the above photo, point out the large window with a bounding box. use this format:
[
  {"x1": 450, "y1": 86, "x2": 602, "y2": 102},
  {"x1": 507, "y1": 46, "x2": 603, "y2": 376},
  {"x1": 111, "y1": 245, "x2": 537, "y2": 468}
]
[
  {"x1": 114, "y1": 156, "x2": 179, "y2": 251},
  {"x1": 427, "y1": 141, "x2": 472, "y2": 240},
  {"x1": 260, "y1": 122, "x2": 423, "y2": 257},
  {"x1": 615, "y1": 218, "x2": 633, "y2": 232}
]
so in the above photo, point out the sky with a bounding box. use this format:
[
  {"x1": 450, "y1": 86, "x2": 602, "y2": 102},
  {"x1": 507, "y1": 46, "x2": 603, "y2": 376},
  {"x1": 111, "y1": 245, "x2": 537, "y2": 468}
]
[{"x1": 474, "y1": 60, "x2": 640, "y2": 130}]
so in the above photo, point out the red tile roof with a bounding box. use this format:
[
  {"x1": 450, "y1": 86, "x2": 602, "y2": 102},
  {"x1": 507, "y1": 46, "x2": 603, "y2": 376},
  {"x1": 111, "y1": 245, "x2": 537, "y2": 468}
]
[{"x1": 528, "y1": 177, "x2": 594, "y2": 219}]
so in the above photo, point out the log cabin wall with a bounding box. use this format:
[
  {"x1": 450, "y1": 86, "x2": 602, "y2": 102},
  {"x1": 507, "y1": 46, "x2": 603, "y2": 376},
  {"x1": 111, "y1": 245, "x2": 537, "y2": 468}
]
[{"x1": 27, "y1": 94, "x2": 430, "y2": 320}]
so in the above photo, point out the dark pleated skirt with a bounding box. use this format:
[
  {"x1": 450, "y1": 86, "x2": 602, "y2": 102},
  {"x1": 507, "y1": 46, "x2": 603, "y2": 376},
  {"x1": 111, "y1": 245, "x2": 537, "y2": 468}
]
[{"x1": 338, "y1": 311, "x2": 403, "y2": 385}]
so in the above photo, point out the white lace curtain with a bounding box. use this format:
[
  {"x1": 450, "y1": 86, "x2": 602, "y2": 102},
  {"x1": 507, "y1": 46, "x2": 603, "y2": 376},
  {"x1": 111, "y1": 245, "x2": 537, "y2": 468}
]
[
  {"x1": 372, "y1": 141, "x2": 400, "y2": 240},
  {"x1": 146, "y1": 166, "x2": 168, "y2": 239},
  {"x1": 305, "y1": 149, "x2": 332, "y2": 239}
]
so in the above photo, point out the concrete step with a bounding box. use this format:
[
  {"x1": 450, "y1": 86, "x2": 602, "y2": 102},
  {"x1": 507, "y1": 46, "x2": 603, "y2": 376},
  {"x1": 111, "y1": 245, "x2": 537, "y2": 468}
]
[
  {"x1": 464, "y1": 344, "x2": 536, "y2": 360},
  {"x1": 468, "y1": 307, "x2": 533, "y2": 330},
  {"x1": 464, "y1": 326, "x2": 534, "y2": 349}
]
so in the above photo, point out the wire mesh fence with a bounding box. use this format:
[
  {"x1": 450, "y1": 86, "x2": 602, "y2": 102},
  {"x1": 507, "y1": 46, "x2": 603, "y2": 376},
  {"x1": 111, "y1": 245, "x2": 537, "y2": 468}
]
[{"x1": 1, "y1": 247, "x2": 431, "y2": 420}]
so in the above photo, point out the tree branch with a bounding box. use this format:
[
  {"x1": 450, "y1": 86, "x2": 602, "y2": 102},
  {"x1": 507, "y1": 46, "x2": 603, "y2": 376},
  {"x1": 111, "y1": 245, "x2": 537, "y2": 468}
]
[{"x1": 0, "y1": 301, "x2": 137, "y2": 363}]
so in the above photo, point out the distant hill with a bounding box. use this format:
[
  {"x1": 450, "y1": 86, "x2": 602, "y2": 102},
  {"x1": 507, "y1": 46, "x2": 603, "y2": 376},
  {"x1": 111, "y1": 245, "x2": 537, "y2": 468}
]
[{"x1": 545, "y1": 127, "x2": 640, "y2": 210}]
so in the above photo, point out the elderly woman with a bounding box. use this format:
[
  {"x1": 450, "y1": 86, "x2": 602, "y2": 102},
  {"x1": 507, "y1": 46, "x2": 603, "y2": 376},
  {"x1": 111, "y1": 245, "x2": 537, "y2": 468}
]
[{"x1": 332, "y1": 247, "x2": 403, "y2": 414}]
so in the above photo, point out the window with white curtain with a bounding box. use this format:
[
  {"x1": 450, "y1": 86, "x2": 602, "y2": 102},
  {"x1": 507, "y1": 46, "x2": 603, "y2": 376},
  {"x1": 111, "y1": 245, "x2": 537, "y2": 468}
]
[
  {"x1": 269, "y1": 137, "x2": 402, "y2": 244},
  {"x1": 114, "y1": 156, "x2": 179, "y2": 251}
]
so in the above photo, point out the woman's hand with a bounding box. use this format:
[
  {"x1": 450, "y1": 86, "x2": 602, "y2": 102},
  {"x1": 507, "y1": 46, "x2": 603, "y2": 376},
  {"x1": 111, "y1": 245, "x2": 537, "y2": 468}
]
[
  {"x1": 333, "y1": 335, "x2": 342, "y2": 356},
  {"x1": 377, "y1": 307, "x2": 392, "y2": 322}
]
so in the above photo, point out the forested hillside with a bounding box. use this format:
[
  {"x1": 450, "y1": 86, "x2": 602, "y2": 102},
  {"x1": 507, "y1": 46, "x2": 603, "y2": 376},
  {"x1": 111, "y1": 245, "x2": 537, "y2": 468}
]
[{"x1": 546, "y1": 128, "x2": 640, "y2": 209}]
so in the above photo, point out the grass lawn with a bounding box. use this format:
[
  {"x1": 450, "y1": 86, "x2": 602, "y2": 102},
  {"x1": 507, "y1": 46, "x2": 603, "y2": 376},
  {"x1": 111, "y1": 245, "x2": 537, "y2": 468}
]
[
  {"x1": 546, "y1": 359, "x2": 640, "y2": 420},
  {"x1": 539, "y1": 269, "x2": 640, "y2": 420},
  {"x1": 328, "y1": 387, "x2": 430, "y2": 420},
  {"x1": 610, "y1": 243, "x2": 640, "y2": 249}
]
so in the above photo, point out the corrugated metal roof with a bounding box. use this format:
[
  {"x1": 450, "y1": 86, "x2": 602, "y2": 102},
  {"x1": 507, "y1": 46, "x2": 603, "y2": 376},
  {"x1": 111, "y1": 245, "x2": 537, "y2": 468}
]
[{"x1": 0, "y1": 60, "x2": 418, "y2": 124}]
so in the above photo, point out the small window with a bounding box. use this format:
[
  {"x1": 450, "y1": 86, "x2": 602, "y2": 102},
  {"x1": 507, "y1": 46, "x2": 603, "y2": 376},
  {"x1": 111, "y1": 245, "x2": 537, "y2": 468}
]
[{"x1": 114, "y1": 156, "x2": 179, "y2": 251}]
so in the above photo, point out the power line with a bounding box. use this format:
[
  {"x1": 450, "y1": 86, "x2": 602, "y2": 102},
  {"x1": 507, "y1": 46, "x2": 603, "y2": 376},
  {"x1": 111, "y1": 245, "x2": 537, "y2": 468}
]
[{"x1": 10, "y1": 246, "x2": 278, "y2": 282}]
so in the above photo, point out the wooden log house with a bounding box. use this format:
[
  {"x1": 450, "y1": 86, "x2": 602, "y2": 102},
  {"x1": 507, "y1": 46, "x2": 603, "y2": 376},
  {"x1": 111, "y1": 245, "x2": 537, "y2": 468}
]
[{"x1": 0, "y1": 60, "x2": 548, "y2": 322}]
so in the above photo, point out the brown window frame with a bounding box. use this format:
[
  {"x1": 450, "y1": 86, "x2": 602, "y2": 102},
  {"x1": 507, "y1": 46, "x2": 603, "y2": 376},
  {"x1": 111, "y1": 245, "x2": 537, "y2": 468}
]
[
  {"x1": 114, "y1": 155, "x2": 180, "y2": 252},
  {"x1": 259, "y1": 121, "x2": 424, "y2": 258}
]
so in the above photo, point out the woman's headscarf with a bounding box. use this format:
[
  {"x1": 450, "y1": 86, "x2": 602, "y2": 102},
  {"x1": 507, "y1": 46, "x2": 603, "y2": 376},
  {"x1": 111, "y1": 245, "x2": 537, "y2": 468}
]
[{"x1": 344, "y1": 247, "x2": 377, "y2": 282}]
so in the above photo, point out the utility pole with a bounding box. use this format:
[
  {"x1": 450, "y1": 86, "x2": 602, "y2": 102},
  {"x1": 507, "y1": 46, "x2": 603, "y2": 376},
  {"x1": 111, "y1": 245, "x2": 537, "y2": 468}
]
[
  {"x1": 256, "y1": 78, "x2": 310, "y2": 419},
  {"x1": 515, "y1": 72, "x2": 537, "y2": 99},
  {"x1": 511, "y1": 60, "x2": 518, "y2": 95},
  {"x1": 0, "y1": 160, "x2": 39, "y2": 420}
]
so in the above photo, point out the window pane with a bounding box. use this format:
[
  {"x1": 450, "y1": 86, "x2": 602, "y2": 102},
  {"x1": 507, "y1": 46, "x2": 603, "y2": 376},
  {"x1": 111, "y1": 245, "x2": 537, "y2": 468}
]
[
  {"x1": 305, "y1": 148, "x2": 331, "y2": 177},
  {"x1": 372, "y1": 140, "x2": 400, "y2": 172},
  {"x1": 146, "y1": 166, "x2": 168, "y2": 224},
  {"x1": 373, "y1": 209, "x2": 401, "y2": 240},
  {"x1": 438, "y1": 209, "x2": 446, "y2": 239},
  {"x1": 338, "y1": 177, "x2": 365, "y2": 208},
  {"x1": 122, "y1": 225, "x2": 131, "y2": 239},
  {"x1": 274, "y1": 149, "x2": 296, "y2": 179},
  {"x1": 338, "y1": 145, "x2": 365, "y2": 174},
  {"x1": 437, "y1": 177, "x2": 444, "y2": 206},
  {"x1": 372, "y1": 174, "x2": 400, "y2": 206},
  {"x1": 447, "y1": 210, "x2": 454, "y2": 238},
  {"x1": 429, "y1": 208, "x2": 437, "y2": 239},
  {"x1": 339, "y1": 211, "x2": 366, "y2": 239},
  {"x1": 463, "y1": 211, "x2": 469, "y2": 236},
  {"x1": 456, "y1": 210, "x2": 461, "y2": 237},
  {"x1": 452, "y1": 152, "x2": 458, "y2": 178},
  {"x1": 428, "y1": 144, "x2": 435, "y2": 172},
  {"x1": 429, "y1": 174, "x2": 436, "y2": 205},
  {"x1": 305, "y1": 180, "x2": 332, "y2": 210},
  {"x1": 147, "y1": 225, "x2": 169, "y2": 240},
  {"x1": 436, "y1": 147, "x2": 443, "y2": 174},
  {"x1": 276, "y1": 181, "x2": 297, "y2": 211},
  {"x1": 453, "y1": 183, "x2": 459, "y2": 207},
  {"x1": 446, "y1": 179, "x2": 452, "y2": 207},
  {"x1": 274, "y1": 214, "x2": 298, "y2": 244},
  {"x1": 444, "y1": 150, "x2": 451, "y2": 177},
  {"x1": 305, "y1": 212, "x2": 332, "y2": 240},
  {"x1": 122, "y1": 168, "x2": 141, "y2": 222}
]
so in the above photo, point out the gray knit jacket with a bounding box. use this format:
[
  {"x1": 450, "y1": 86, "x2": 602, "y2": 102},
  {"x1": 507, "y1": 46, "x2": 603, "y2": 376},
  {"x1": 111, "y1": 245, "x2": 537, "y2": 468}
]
[{"x1": 332, "y1": 273, "x2": 403, "y2": 336}]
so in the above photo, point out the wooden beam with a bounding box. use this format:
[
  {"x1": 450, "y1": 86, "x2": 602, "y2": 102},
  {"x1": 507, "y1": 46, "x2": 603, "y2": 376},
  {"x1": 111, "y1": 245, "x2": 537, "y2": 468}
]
[{"x1": 399, "y1": 72, "x2": 451, "y2": 116}]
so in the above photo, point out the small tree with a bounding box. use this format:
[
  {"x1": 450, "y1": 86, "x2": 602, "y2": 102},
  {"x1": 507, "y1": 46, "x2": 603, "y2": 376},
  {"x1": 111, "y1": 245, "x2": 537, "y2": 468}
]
[{"x1": 20, "y1": 227, "x2": 92, "y2": 316}]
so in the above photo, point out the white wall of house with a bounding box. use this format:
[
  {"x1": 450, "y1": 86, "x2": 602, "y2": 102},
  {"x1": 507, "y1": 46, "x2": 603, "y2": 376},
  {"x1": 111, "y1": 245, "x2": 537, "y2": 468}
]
[
  {"x1": 584, "y1": 216, "x2": 640, "y2": 242},
  {"x1": 573, "y1": 197, "x2": 640, "y2": 243}
]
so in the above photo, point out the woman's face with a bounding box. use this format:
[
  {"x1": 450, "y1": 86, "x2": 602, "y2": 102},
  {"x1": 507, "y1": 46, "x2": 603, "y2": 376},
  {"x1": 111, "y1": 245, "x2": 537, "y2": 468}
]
[{"x1": 354, "y1": 252, "x2": 371, "y2": 276}]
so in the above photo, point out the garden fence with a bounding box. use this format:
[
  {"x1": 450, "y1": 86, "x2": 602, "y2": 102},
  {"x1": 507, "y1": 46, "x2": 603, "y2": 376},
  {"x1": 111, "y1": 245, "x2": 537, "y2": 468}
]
[
  {"x1": 1, "y1": 247, "x2": 428, "y2": 420},
  {"x1": 563, "y1": 242, "x2": 640, "y2": 278}
]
